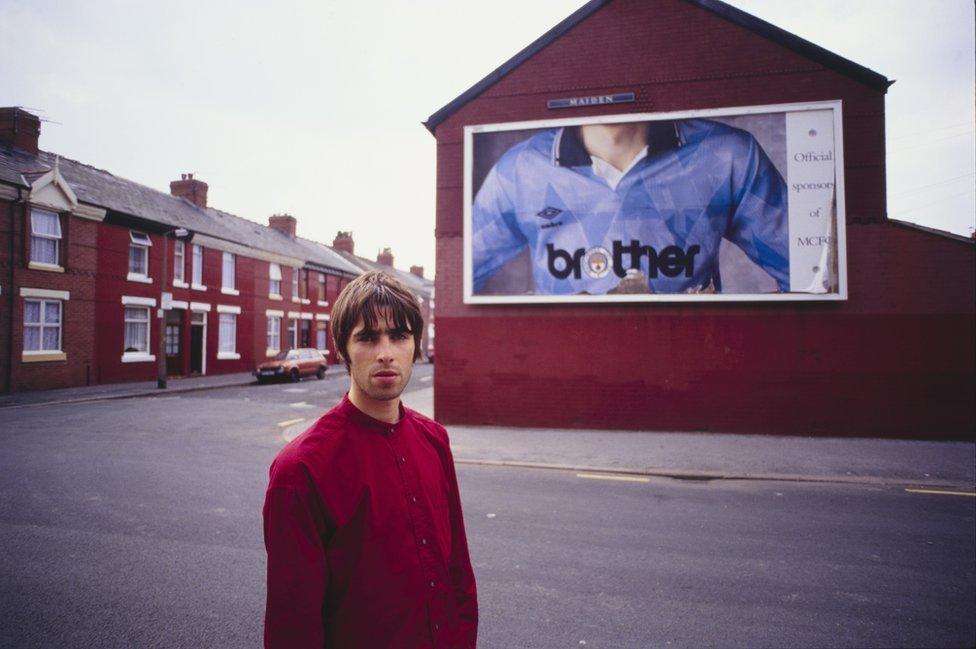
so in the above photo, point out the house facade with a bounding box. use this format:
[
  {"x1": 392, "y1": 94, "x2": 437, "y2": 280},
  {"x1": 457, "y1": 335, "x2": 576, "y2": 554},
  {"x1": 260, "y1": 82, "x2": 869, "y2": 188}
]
[
  {"x1": 424, "y1": 0, "x2": 975, "y2": 438},
  {"x1": 0, "y1": 107, "x2": 376, "y2": 392}
]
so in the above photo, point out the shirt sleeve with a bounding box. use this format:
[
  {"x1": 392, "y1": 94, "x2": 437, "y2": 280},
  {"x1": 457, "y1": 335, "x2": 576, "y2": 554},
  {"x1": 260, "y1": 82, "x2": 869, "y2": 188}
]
[
  {"x1": 725, "y1": 135, "x2": 791, "y2": 292},
  {"x1": 442, "y1": 442, "x2": 478, "y2": 647},
  {"x1": 471, "y1": 163, "x2": 527, "y2": 292},
  {"x1": 263, "y1": 483, "x2": 329, "y2": 649}
]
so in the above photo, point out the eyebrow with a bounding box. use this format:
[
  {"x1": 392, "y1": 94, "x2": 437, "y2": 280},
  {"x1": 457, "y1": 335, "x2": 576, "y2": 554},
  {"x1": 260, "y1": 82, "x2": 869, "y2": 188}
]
[{"x1": 354, "y1": 325, "x2": 412, "y2": 338}]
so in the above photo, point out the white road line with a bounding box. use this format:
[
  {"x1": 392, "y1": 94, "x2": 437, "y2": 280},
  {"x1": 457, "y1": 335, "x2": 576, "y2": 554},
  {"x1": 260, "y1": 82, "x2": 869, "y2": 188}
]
[
  {"x1": 289, "y1": 401, "x2": 312, "y2": 408},
  {"x1": 277, "y1": 418, "x2": 306, "y2": 428},
  {"x1": 576, "y1": 473, "x2": 650, "y2": 483},
  {"x1": 905, "y1": 488, "x2": 976, "y2": 497}
]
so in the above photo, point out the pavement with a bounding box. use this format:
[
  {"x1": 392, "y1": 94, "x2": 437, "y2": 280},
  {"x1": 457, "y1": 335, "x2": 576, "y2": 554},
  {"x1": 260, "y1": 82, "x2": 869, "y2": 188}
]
[{"x1": 3, "y1": 375, "x2": 973, "y2": 491}]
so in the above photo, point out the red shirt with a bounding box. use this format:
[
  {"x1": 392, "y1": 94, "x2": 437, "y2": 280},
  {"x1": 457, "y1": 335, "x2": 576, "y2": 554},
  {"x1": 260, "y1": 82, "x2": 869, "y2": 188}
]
[{"x1": 263, "y1": 394, "x2": 478, "y2": 648}]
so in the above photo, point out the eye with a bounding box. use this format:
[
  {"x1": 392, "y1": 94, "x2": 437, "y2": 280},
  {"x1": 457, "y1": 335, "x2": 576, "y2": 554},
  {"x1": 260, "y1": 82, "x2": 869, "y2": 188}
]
[{"x1": 391, "y1": 331, "x2": 409, "y2": 341}]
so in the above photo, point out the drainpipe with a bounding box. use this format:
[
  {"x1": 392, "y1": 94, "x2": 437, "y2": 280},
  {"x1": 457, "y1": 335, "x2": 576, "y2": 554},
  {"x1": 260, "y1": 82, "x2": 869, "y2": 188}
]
[{"x1": 6, "y1": 187, "x2": 22, "y2": 393}]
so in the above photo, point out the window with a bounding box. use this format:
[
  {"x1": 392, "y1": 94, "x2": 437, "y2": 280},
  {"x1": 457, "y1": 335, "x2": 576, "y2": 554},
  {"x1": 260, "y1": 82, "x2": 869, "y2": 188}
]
[
  {"x1": 221, "y1": 252, "x2": 236, "y2": 293},
  {"x1": 173, "y1": 240, "x2": 185, "y2": 284},
  {"x1": 219, "y1": 313, "x2": 237, "y2": 354},
  {"x1": 291, "y1": 268, "x2": 300, "y2": 300},
  {"x1": 129, "y1": 231, "x2": 152, "y2": 278},
  {"x1": 192, "y1": 244, "x2": 204, "y2": 287},
  {"x1": 316, "y1": 322, "x2": 327, "y2": 351},
  {"x1": 318, "y1": 273, "x2": 326, "y2": 303},
  {"x1": 30, "y1": 208, "x2": 62, "y2": 266},
  {"x1": 288, "y1": 318, "x2": 298, "y2": 349},
  {"x1": 124, "y1": 306, "x2": 150, "y2": 353},
  {"x1": 24, "y1": 299, "x2": 62, "y2": 352},
  {"x1": 269, "y1": 263, "x2": 282, "y2": 297},
  {"x1": 267, "y1": 315, "x2": 281, "y2": 353}
]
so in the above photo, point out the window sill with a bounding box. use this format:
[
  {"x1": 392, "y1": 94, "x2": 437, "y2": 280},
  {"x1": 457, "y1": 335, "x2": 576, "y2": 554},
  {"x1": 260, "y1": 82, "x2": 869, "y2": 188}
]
[
  {"x1": 172, "y1": 280, "x2": 189, "y2": 289},
  {"x1": 127, "y1": 273, "x2": 153, "y2": 284},
  {"x1": 217, "y1": 351, "x2": 241, "y2": 360},
  {"x1": 121, "y1": 352, "x2": 156, "y2": 363},
  {"x1": 266, "y1": 349, "x2": 280, "y2": 357},
  {"x1": 221, "y1": 287, "x2": 239, "y2": 296},
  {"x1": 301, "y1": 298, "x2": 311, "y2": 305},
  {"x1": 28, "y1": 261, "x2": 65, "y2": 273},
  {"x1": 191, "y1": 283, "x2": 207, "y2": 292},
  {"x1": 22, "y1": 351, "x2": 67, "y2": 363},
  {"x1": 268, "y1": 293, "x2": 283, "y2": 301},
  {"x1": 317, "y1": 300, "x2": 329, "y2": 307}
]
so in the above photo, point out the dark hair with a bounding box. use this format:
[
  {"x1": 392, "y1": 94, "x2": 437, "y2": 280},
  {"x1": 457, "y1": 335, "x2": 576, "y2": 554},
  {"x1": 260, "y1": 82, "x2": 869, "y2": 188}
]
[{"x1": 331, "y1": 270, "x2": 423, "y2": 369}]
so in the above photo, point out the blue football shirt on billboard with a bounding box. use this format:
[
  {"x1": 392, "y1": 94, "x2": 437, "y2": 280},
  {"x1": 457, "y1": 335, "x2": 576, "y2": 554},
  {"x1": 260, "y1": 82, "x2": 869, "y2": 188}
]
[{"x1": 471, "y1": 119, "x2": 789, "y2": 295}]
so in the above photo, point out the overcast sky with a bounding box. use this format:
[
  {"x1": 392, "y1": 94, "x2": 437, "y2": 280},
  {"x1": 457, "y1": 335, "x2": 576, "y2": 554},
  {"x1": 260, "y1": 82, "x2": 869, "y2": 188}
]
[{"x1": 3, "y1": 0, "x2": 973, "y2": 274}]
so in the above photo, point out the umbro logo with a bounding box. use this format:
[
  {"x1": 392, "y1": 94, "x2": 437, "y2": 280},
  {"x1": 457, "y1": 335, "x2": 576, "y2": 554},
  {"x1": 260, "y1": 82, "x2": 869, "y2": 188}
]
[{"x1": 536, "y1": 206, "x2": 563, "y2": 219}]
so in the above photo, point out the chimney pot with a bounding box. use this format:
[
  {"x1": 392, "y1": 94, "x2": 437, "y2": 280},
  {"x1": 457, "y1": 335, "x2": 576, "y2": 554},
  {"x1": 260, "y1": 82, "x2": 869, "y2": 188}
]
[
  {"x1": 377, "y1": 247, "x2": 394, "y2": 267},
  {"x1": 333, "y1": 231, "x2": 355, "y2": 254},
  {"x1": 410, "y1": 265, "x2": 424, "y2": 278},
  {"x1": 268, "y1": 213, "x2": 297, "y2": 238}
]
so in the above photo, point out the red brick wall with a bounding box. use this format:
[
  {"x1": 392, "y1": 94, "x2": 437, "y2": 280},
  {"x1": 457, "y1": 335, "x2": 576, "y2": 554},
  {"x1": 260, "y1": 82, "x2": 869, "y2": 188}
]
[
  {"x1": 431, "y1": 0, "x2": 975, "y2": 437},
  {"x1": 0, "y1": 199, "x2": 99, "y2": 392}
]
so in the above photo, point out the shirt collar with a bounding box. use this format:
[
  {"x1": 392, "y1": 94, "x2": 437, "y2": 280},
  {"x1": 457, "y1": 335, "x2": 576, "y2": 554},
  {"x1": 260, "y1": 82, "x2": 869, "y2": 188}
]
[
  {"x1": 338, "y1": 393, "x2": 406, "y2": 436},
  {"x1": 553, "y1": 121, "x2": 681, "y2": 168}
]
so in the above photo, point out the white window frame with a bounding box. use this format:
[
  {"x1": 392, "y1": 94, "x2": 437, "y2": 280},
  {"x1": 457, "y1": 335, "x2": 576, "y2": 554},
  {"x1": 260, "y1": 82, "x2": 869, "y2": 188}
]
[
  {"x1": 121, "y1": 298, "x2": 155, "y2": 362},
  {"x1": 291, "y1": 268, "x2": 300, "y2": 302},
  {"x1": 127, "y1": 231, "x2": 152, "y2": 283},
  {"x1": 29, "y1": 208, "x2": 63, "y2": 271},
  {"x1": 217, "y1": 306, "x2": 239, "y2": 359},
  {"x1": 191, "y1": 244, "x2": 205, "y2": 290},
  {"x1": 287, "y1": 317, "x2": 298, "y2": 349},
  {"x1": 22, "y1": 297, "x2": 63, "y2": 359},
  {"x1": 267, "y1": 314, "x2": 281, "y2": 355},
  {"x1": 173, "y1": 240, "x2": 187, "y2": 287},
  {"x1": 269, "y1": 262, "x2": 282, "y2": 299},
  {"x1": 221, "y1": 251, "x2": 238, "y2": 295}
]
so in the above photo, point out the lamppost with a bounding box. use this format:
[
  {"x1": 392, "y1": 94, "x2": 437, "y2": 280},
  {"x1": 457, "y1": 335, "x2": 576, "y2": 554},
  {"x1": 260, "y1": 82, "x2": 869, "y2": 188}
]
[{"x1": 158, "y1": 227, "x2": 190, "y2": 389}]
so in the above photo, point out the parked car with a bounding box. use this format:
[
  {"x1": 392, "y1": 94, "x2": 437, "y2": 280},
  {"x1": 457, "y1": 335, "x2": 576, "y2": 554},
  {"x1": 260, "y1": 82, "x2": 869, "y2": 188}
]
[{"x1": 254, "y1": 348, "x2": 328, "y2": 383}]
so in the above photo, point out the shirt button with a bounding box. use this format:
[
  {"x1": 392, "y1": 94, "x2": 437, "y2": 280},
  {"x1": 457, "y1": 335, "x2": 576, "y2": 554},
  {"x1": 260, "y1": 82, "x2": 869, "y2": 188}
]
[
  {"x1": 434, "y1": 623, "x2": 439, "y2": 631},
  {"x1": 411, "y1": 495, "x2": 418, "y2": 503},
  {"x1": 421, "y1": 538, "x2": 427, "y2": 545},
  {"x1": 400, "y1": 456, "x2": 407, "y2": 463},
  {"x1": 429, "y1": 580, "x2": 435, "y2": 588}
]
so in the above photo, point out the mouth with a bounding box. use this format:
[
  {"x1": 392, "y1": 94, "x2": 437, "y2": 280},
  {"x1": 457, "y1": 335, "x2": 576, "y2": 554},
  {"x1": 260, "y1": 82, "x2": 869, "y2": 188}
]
[{"x1": 372, "y1": 370, "x2": 400, "y2": 385}]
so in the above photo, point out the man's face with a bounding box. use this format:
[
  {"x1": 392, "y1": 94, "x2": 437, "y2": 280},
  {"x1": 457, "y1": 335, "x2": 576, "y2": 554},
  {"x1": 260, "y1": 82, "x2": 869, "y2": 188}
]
[{"x1": 346, "y1": 311, "x2": 415, "y2": 406}]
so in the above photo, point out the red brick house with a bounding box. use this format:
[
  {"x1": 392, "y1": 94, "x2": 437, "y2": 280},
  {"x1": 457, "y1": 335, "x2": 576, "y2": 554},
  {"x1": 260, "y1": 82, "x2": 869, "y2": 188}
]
[
  {"x1": 424, "y1": 0, "x2": 975, "y2": 438},
  {"x1": 1, "y1": 107, "x2": 363, "y2": 392}
]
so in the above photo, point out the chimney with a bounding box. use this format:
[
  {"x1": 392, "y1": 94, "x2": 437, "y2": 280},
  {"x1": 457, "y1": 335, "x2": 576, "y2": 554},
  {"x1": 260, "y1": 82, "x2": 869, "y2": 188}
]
[
  {"x1": 333, "y1": 231, "x2": 354, "y2": 254},
  {"x1": 377, "y1": 247, "x2": 394, "y2": 267},
  {"x1": 170, "y1": 173, "x2": 208, "y2": 209},
  {"x1": 0, "y1": 107, "x2": 41, "y2": 155},
  {"x1": 268, "y1": 213, "x2": 297, "y2": 238},
  {"x1": 410, "y1": 265, "x2": 424, "y2": 278}
]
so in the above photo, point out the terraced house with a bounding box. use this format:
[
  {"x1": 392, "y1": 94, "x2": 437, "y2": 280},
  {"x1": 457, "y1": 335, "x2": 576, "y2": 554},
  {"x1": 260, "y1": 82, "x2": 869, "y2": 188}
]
[{"x1": 0, "y1": 106, "x2": 404, "y2": 393}]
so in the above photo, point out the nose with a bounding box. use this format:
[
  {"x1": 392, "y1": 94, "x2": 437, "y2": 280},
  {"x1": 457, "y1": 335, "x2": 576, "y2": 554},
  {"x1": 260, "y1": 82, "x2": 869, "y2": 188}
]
[{"x1": 375, "y1": 334, "x2": 395, "y2": 363}]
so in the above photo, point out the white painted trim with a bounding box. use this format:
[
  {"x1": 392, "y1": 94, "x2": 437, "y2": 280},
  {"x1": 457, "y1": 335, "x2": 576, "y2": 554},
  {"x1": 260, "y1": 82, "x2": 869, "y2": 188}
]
[
  {"x1": 291, "y1": 296, "x2": 301, "y2": 304},
  {"x1": 190, "y1": 301, "x2": 211, "y2": 312},
  {"x1": 317, "y1": 300, "x2": 329, "y2": 307},
  {"x1": 220, "y1": 287, "x2": 240, "y2": 296},
  {"x1": 172, "y1": 279, "x2": 189, "y2": 289},
  {"x1": 315, "y1": 313, "x2": 330, "y2": 321},
  {"x1": 170, "y1": 300, "x2": 189, "y2": 310},
  {"x1": 217, "y1": 304, "x2": 242, "y2": 314},
  {"x1": 300, "y1": 312, "x2": 313, "y2": 320},
  {"x1": 268, "y1": 293, "x2": 283, "y2": 301},
  {"x1": 191, "y1": 283, "x2": 207, "y2": 291},
  {"x1": 127, "y1": 272, "x2": 153, "y2": 284},
  {"x1": 20, "y1": 287, "x2": 70, "y2": 300},
  {"x1": 71, "y1": 203, "x2": 106, "y2": 222},
  {"x1": 27, "y1": 261, "x2": 65, "y2": 273},
  {"x1": 216, "y1": 351, "x2": 241, "y2": 360},
  {"x1": 266, "y1": 309, "x2": 285, "y2": 317},
  {"x1": 22, "y1": 350, "x2": 67, "y2": 363},
  {"x1": 121, "y1": 352, "x2": 156, "y2": 363},
  {"x1": 287, "y1": 311, "x2": 301, "y2": 319},
  {"x1": 121, "y1": 295, "x2": 156, "y2": 307},
  {"x1": 317, "y1": 349, "x2": 330, "y2": 356},
  {"x1": 301, "y1": 298, "x2": 311, "y2": 305}
]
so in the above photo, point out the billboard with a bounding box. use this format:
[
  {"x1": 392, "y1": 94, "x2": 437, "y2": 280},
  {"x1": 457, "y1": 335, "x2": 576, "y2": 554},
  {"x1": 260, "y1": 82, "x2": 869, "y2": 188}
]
[{"x1": 463, "y1": 101, "x2": 846, "y2": 303}]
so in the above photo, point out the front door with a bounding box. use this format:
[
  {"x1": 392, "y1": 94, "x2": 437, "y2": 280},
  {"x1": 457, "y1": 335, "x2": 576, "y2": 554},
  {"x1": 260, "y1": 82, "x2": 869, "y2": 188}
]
[
  {"x1": 190, "y1": 311, "x2": 205, "y2": 375},
  {"x1": 165, "y1": 309, "x2": 184, "y2": 376}
]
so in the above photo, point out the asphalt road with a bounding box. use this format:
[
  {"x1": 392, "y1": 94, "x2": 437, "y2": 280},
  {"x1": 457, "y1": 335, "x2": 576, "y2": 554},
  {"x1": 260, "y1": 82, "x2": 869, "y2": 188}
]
[{"x1": 1, "y1": 371, "x2": 973, "y2": 648}]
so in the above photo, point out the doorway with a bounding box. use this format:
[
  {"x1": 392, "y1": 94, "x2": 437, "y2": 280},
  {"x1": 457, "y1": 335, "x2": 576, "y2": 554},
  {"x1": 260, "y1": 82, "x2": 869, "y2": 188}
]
[{"x1": 190, "y1": 310, "x2": 207, "y2": 375}]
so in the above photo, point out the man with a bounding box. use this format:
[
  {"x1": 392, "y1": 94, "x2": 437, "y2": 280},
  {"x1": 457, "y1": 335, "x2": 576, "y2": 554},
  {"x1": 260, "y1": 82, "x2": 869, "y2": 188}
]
[
  {"x1": 263, "y1": 270, "x2": 477, "y2": 648},
  {"x1": 472, "y1": 118, "x2": 790, "y2": 295}
]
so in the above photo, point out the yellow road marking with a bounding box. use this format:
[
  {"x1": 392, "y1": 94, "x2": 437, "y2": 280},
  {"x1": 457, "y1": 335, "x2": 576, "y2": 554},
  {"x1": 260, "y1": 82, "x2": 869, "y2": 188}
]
[
  {"x1": 277, "y1": 418, "x2": 306, "y2": 428},
  {"x1": 576, "y1": 473, "x2": 650, "y2": 483},
  {"x1": 905, "y1": 488, "x2": 976, "y2": 497}
]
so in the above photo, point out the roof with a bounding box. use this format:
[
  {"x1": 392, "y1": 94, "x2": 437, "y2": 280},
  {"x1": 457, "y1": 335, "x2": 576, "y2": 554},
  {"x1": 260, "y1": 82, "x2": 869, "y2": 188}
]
[
  {"x1": 327, "y1": 247, "x2": 434, "y2": 300},
  {"x1": 424, "y1": 0, "x2": 892, "y2": 134},
  {"x1": 886, "y1": 218, "x2": 975, "y2": 245},
  {"x1": 0, "y1": 144, "x2": 361, "y2": 276}
]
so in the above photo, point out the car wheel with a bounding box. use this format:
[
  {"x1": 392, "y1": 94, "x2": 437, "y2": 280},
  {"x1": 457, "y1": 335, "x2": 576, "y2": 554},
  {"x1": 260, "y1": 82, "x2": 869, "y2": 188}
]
[
  {"x1": 316, "y1": 366, "x2": 326, "y2": 380},
  {"x1": 256, "y1": 376, "x2": 266, "y2": 385},
  {"x1": 289, "y1": 369, "x2": 300, "y2": 383}
]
